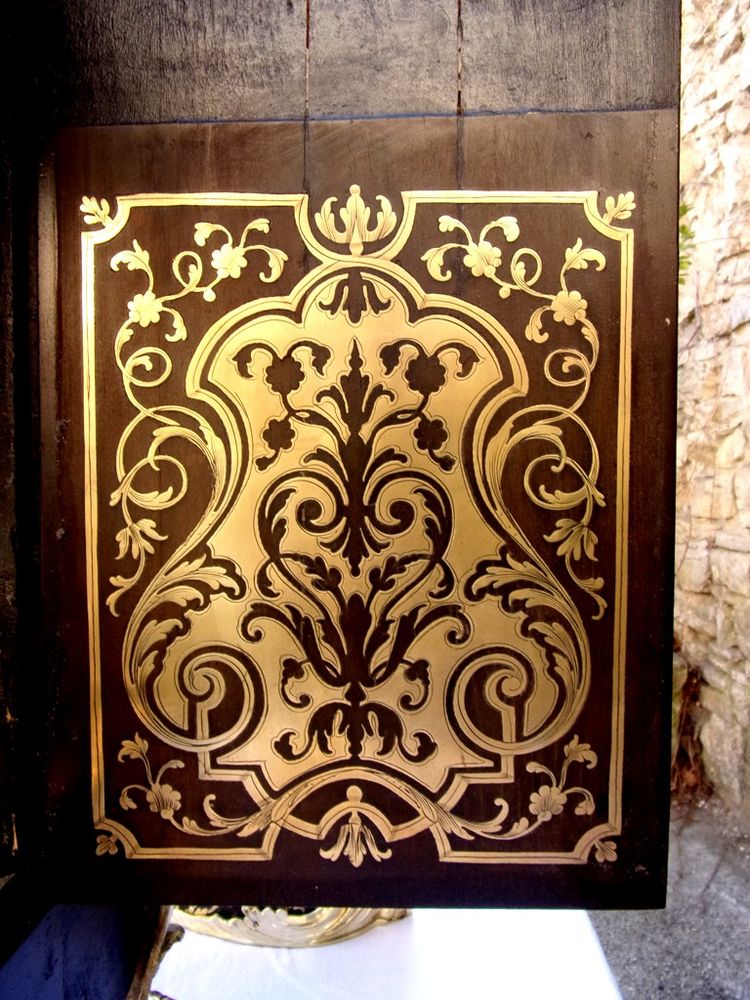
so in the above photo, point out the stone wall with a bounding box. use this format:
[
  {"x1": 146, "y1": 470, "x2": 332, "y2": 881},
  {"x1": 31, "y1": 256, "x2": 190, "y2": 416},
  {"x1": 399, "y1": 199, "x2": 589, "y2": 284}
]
[{"x1": 677, "y1": 0, "x2": 750, "y2": 815}]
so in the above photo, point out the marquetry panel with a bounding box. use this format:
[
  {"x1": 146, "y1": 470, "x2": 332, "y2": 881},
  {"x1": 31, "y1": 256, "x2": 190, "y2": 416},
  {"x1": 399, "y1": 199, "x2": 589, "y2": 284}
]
[{"x1": 44, "y1": 116, "x2": 676, "y2": 906}]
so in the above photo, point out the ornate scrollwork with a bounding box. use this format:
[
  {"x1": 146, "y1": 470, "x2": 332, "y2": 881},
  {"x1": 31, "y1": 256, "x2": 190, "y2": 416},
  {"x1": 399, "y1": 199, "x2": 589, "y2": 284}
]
[
  {"x1": 314, "y1": 184, "x2": 398, "y2": 255},
  {"x1": 86, "y1": 186, "x2": 633, "y2": 867},
  {"x1": 423, "y1": 209, "x2": 621, "y2": 618}
]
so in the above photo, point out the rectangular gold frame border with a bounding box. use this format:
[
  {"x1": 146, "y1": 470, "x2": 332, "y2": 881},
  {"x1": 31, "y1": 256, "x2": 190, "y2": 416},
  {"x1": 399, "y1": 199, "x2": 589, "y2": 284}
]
[{"x1": 82, "y1": 190, "x2": 632, "y2": 863}]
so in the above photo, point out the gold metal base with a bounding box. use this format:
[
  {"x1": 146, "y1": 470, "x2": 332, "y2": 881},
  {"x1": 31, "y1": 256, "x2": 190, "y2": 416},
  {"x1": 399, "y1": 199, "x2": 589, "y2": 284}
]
[{"x1": 172, "y1": 906, "x2": 408, "y2": 948}]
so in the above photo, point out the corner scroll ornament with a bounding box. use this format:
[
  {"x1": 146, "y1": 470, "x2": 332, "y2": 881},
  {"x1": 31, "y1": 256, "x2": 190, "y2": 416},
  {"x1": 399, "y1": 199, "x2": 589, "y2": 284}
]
[{"x1": 84, "y1": 186, "x2": 634, "y2": 870}]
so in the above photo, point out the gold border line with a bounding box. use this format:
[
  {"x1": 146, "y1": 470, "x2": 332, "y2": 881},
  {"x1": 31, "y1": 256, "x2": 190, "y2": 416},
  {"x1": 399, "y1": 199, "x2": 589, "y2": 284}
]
[{"x1": 84, "y1": 191, "x2": 633, "y2": 863}]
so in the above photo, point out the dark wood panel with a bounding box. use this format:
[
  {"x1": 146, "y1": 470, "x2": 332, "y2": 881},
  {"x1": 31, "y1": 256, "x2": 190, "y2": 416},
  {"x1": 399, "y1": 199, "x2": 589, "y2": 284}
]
[
  {"x1": 41, "y1": 122, "x2": 306, "y2": 867},
  {"x1": 44, "y1": 0, "x2": 308, "y2": 124},
  {"x1": 460, "y1": 0, "x2": 680, "y2": 113},
  {"x1": 308, "y1": 0, "x2": 458, "y2": 116},
  {"x1": 40, "y1": 114, "x2": 676, "y2": 907},
  {"x1": 1, "y1": 0, "x2": 679, "y2": 920},
  {"x1": 462, "y1": 109, "x2": 679, "y2": 896},
  {"x1": 0, "y1": 138, "x2": 18, "y2": 876}
]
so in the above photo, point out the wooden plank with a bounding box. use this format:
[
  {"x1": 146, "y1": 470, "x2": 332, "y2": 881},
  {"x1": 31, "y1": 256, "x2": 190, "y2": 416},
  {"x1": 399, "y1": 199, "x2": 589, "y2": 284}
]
[
  {"x1": 41, "y1": 115, "x2": 675, "y2": 906},
  {"x1": 461, "y1": 108, "x2": 679, "y2": 898},
  {"x1": 460, "y1": 0, "x2": 680, "y2": 113},
  {"x1": 308, "y1": 0, "x2": 458, "y2": 116},
  {"x1": 46, "y1": 0, "x2": 308, "y2": 124},
  {"x1": 0, "y1": 141, "x2": 17, "y2": 875},
  {"x1": 42, "y1": 121, "x2": 306, "y2": 864}
]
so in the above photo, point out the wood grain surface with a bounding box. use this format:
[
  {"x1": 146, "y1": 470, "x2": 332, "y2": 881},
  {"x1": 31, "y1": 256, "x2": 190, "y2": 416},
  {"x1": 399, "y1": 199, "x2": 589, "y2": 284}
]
[
  {"x1": 1, "y1": 0, "x2": 679, "y2": 908},
  {"x1": 37, "y1": 110, "x2": 677, "y2": 906}
]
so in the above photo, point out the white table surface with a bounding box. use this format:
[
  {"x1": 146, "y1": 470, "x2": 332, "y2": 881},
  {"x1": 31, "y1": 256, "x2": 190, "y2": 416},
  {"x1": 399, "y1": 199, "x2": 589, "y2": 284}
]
[{"x1": 151, "y1": 908, "x2": 621, "y2": 1000}]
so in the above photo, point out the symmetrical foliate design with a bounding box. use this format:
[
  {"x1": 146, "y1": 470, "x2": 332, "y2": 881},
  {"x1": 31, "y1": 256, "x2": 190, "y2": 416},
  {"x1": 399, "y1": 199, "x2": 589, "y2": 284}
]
[{"x1": 83, "y1": 185, "x2": 633, "y2": 868}]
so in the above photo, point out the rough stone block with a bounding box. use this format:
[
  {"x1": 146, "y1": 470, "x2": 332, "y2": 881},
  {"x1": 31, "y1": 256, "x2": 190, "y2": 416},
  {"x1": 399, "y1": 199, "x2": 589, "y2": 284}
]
[
  {"x1": 712, "y1": 473, "x2": 738, "y2": 520},
  {"x1": 680, "y1": 592, "x2": 719, "y2": 637},
  {"x1": 711, "y1": 548, "x2": 750, "y2": 597},
  {"x1": 729, "y1": 674, "x2": 750, "y2": 727},
  {"x1": 731, "y1": 601, "x2": 750, "y2": 658},
  {"x1": 715, "y1": 426, "x2": 746, "y2": 468},
  {"x1": 680, "y1": 144, "x2": 705, "y2": 183},
  {"x1": 729, "y1": 289, "x2": 750, "y2": 330},
  {"x1": 734, "y1": 467, "x2": 750, "y2": 512},
  {"x1": 720, "y1": 346, "x2": 749, "y2": 397},
  {"x1": 727, "y1": 96, "x2": 750, "y2": 134},
  {"x1": 676, "y1": 545, "x2": 712, "y2": 594},
  {"x1": 701, "y1": 713, "x2": 744, "y2": 805},
  {"x1": 701, "y1": 684, "x2": 733, "y2": 721},
  {"x1": 716, "y1": 530, "x2": 750, "y2": 554},
  {"x1": 685, "y1": 477, "x2": 715, "y2": 519},
  {"x1": 715, "y1": 602, "x2": 740, "y2": 652},
  {"x1": 700, "y1": 661, "x2": 730, "y2": 692}
]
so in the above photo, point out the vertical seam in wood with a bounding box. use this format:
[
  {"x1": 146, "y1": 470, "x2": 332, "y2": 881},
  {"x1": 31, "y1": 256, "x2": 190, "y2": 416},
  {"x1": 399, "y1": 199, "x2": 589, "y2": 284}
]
[
  {"x1": 456, "y1": 0, "x2": 464, "y2": 191},
  {"x1": 456, "y1": 0, "x2": 463, "y2": 116},
  {"x1": 304, "y1": 0, "x2": 311, "y2": 192}
]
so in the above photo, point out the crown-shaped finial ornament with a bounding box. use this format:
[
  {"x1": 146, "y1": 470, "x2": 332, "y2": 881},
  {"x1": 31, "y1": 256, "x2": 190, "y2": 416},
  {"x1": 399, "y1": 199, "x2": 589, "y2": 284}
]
[{"x1": 314, "y1": 184, "x2": 398, "y2": 256}]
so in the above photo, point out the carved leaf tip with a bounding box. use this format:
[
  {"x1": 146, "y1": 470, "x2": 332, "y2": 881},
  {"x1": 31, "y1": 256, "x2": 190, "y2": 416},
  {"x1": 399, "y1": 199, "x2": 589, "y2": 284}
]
[
  {"x1": 81, "y1": 195, "x2": 113, "y2": 228},
  {"x1": 603, "y1": 191, "x2": 636, "y2": 225}
]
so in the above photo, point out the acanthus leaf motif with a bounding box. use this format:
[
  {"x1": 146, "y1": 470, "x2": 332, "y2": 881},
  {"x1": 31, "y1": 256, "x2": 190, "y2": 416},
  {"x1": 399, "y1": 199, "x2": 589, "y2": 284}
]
[{"x1": 99, "y1": 190, "x2": 628, "y2": 869}]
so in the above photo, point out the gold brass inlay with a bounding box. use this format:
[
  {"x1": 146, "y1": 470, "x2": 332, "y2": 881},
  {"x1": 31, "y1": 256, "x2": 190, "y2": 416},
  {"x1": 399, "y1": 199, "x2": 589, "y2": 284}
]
[
  {"x1": 172, "y1": 905, "x2": 408, "y2": 948},
  {"x1": 83, "y1": 187, "x2": 634, "y2": 868}
]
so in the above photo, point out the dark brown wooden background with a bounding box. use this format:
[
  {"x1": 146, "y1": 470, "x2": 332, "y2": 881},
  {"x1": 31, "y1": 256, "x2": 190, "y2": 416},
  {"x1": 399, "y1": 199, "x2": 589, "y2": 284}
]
[{"x1": 1, "y1": 0, "x2": 679, "y2": 911}]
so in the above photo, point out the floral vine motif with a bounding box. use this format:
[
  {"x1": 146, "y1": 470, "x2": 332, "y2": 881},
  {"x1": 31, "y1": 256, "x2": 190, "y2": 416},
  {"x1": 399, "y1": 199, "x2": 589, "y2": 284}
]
[
  {"x1": 235, "y1": 338, "x2": 477, "y2": 764},
  {"x1": 110, "y1": 219, "x2": 287, "y2": 341},
  {"x1": 421, "y1": 202, "x2": 633, "y2": 620},
  {"x1": 96, "y1": 734, "x2": 189, "y2": 854},
  {"x1": 518, "y1": 734, "x2": 598, "y2": 835},
  {"x1": 117, "y1": 733, "x2": 185, "y2": 822},
  {"x1": 105, "y1": 729, "x2": 611, "y2": 865},
  {"x1": 314, "y1": 184, "x2": 398, "y2": 255},
  {"x1": 105, "y1": 215, "x2": 288, "y2": 613}
]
